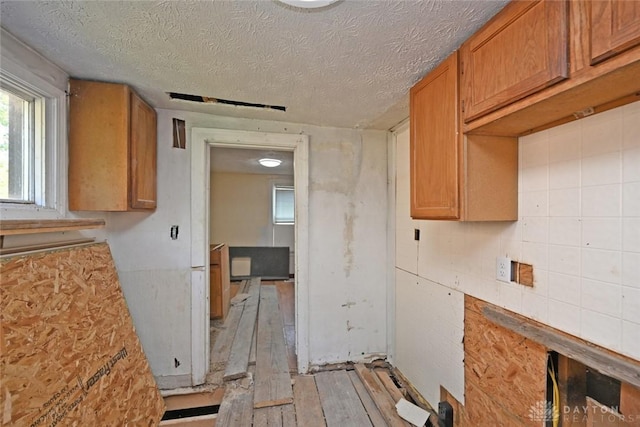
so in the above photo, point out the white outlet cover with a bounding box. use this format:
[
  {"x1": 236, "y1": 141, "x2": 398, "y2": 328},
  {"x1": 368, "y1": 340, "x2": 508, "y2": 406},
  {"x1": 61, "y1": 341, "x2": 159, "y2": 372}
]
[{"x1": 496, "y1": 256, "x2": 512, "y2": 283}]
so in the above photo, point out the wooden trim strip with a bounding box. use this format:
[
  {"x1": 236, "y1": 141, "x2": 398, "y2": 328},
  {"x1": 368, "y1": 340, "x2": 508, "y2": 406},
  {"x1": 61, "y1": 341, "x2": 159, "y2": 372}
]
[
  {"x1": 0, "y1": 238, "x2": 95, "y2": 255},
  {"x1": 0, "y1": 219, "x2": 106, "y2": 236},
  {"x1": 483, "y1": 305, "x2": 640, "y2": 389}
]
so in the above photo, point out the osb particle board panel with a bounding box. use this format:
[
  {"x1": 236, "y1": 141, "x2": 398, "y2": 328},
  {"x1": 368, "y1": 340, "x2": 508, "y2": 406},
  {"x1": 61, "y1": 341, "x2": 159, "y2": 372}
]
[
  {"x1": 0, "y1": 242, "x2": 165, "y2": 426},
  {"x1": 464, "y1": 295, "x2": 547, "y2": 426}
]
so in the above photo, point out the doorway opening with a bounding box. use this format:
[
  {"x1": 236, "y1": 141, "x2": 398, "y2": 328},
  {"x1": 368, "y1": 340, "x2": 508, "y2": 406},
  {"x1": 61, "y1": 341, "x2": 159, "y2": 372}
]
[
  {"x1": 209, "y1": 146, "x2": 297, "y2": 372},
  {"x1": 190, "y1": 128, "x2": 309, "y2": 386}
]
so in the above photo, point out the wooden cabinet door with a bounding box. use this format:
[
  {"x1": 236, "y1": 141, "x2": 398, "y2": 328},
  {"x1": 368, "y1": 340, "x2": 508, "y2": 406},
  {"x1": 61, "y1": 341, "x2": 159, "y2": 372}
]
[
  {"x1": 410, "y1": 52, "x2": 460, "y2": 220},
  {"x1": 69, "y1": 80, "x2": 130, "y2": 211},
  {"x1": 130, "y1": 93, "x2": 157, "y2": 209},
  {"x1": 210, "y1": 264, "x2": 222, "y2": 319},
  {"x1": 591, "y1": 0, "x2": 640, "y2": 64},
  {"x1": 461, "y1": 0, "x2": 569, "y2": 122}
]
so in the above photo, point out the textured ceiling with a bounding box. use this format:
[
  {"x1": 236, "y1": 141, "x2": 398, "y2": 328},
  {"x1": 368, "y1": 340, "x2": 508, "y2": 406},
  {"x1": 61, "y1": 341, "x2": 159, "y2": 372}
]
[
  {"x1": 211, "y1": 147, "x2": 294, "y2": 175},
  {"x1": 0, "y1": 0, "x2": 508, "y2": 130}
]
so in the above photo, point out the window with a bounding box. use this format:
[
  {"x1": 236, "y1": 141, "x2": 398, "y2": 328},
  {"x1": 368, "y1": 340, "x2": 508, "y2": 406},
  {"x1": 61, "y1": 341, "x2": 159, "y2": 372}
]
[
  {"x1": 1, "y1": 28, "x2": 67, "y2": 218},
  {"x1": 273, "y1": 185, "x2": 294, "y2": 224},
  {"x1": 0, "y1": 85, "x2": 38, "y2": 203}
]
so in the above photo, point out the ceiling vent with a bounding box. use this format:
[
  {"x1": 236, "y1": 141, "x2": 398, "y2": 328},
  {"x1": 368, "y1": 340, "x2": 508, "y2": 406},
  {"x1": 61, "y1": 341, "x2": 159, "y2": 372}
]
[{"x1": 168, "y1": 92, "x2": 286, "y2": 112}]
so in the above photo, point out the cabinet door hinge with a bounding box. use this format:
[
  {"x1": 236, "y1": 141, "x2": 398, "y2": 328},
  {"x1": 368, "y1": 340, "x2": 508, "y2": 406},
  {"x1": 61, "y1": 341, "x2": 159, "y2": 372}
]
[
  {"x1": 461, "y1": 99, "x2": 465, "y2": 113},
  {"x1": 460, "y1": 61, "x2": 464, "y2": 75}
]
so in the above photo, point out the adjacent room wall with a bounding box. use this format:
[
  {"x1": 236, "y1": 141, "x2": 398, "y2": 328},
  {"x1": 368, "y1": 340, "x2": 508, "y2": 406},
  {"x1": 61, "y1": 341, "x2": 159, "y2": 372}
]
[
  {"x1": 210, "y1": 171, "x2": 291, "y2": 246},
  {"x1": 394, "y1": 101, "x2": 640, "y2": 407},
  {"x1": 210, "y1": 171, "x2": 295, "y2": 275}
]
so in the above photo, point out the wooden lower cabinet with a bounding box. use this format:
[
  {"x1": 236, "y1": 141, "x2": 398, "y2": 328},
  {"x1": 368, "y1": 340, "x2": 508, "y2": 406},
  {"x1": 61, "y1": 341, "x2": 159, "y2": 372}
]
[{"x1": 210, "y1": 244, "x2": 230, "y2": 320}]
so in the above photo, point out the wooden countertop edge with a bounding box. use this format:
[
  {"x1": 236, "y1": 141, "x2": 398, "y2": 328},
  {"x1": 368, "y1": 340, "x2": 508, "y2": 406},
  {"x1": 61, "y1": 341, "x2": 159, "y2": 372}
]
[{"x1": 0, "y1": 219, "x2": 106, "y2": 236}]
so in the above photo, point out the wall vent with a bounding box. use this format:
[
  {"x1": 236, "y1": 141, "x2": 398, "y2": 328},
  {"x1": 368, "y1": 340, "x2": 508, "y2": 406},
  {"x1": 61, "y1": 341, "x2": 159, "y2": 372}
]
[{"x1": 168, "y1": 92, "x2": 286, "y2": 112}]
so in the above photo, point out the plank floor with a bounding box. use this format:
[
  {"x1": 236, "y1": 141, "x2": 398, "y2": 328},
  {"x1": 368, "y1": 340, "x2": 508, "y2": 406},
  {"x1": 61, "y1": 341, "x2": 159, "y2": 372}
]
[{"x1": 162, "y1": 279, "x2": 419, "y2": 427}]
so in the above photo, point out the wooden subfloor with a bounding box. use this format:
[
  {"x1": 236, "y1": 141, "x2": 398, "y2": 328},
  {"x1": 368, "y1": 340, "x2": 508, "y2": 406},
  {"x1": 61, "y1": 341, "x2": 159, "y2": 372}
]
[{"x1": 161, "y1": 278, "x2": 417, "y2": 427}]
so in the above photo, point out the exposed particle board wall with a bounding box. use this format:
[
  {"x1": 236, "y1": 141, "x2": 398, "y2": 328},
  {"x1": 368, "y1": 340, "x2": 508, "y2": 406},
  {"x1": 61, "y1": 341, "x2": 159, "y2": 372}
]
[
  {"x1": 463, "y1": 295, "x2": 547, "y2": 426},
  {"x1": 0, "y1": 242, "x2": 164, "y2": 426}
]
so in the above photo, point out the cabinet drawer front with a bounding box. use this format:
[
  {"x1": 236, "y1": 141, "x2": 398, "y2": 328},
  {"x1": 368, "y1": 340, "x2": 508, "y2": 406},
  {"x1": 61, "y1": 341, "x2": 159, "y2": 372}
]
[
  {"x1": 591, "y1": 0, "x2": 640, "y2": 64},
  {"x1": 461, "y1": 0, "x2": 569, "y2": 122}
]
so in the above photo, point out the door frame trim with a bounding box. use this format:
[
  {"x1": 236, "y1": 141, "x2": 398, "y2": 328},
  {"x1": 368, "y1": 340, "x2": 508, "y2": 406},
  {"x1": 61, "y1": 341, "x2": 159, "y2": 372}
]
[{"x1": 190, "y1": 128, "x2": 310, "y2": 384}]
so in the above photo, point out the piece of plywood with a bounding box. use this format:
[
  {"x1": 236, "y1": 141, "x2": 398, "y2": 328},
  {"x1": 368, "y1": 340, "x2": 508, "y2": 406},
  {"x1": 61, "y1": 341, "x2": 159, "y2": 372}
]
[
  {"x1": 586, "y1": 397, "x2": 627, "y2": 427},
  {"x1": 0, "y1": 242, "x2": 164, "y2": 426},
  {"x1": 621, "y1": 382, "x2": 640, "y2": 420},
  {"x1": 254, "y1": 286, "x2": 293, "y2": 408},
  {"x1": 314, "y1": 370, "x2": 372, "y2": 427},
  {"x1": 482, "y1": 304, "x2": 640, "y2": 389},
  {"x1": 223, "y1": 278, "x2": 260, "y2": 381},
  {"x1": 293, "y1": 376, "x2": 325, "y2": 427},
  {"x1": 163, "y1": 387, "x2": 225, "y2": 412},
  {"x1": 465, "y1": 301, "x2": 547, "y2": 422}
]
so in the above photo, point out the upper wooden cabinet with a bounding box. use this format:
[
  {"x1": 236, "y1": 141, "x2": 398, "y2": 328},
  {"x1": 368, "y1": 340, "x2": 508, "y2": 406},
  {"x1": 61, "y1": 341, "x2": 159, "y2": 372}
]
[
  {"x1": 410, "y1": 52, "x2": 518, "y2": 221},
  {"x1": 69, "y1": 79, "x2": 157, "y2": 211},
  {"x1": 460, "y1": 0, "x2": 569, "y2": 123},
  {"x1": 410, "y1": 52, "x2": 460, "y2": 219},
  {"x1": 591, "y1": 0, "x2": 640, "y2": 64}
]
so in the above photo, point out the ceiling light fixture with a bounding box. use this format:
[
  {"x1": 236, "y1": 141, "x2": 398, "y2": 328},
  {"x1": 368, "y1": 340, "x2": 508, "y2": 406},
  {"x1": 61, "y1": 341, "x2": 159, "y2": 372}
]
[
  {"x1": 258, "y1": 158, "x2": 282, "y2": 168},
  {"x1": 278, "y1": 0, "x2": 338, "y2": 9}
]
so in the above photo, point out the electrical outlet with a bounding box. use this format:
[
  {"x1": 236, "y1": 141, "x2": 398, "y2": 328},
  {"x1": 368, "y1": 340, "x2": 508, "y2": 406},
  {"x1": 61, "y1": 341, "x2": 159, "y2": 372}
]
[{"x1": 496, "y1": 256, "x2": 512, "y2": 283}]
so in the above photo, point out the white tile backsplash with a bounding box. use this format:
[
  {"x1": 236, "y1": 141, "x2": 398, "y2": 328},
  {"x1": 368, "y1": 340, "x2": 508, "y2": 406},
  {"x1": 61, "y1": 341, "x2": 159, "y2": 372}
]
[
  {"x1": 623, "y1": 181, "x2": 640, "y2": 216},
  {"x1": 581, "y1": 217, "x2": 621, "y2": 251},
  {"x1": 622, "y1": 148, "x2": 640, "y2": 182},
  {"x1": 581, "y1": 278, "x2": 622, "y2": 317},
  {"x1": 622, "y1": 321, "x2": 640, "y2": 357},
  {"x1": 521, "y1": 166, "x2": 549, "y2": 192},
  {"x1": 581, "y1": 309, "x2": 621, "y2": 351},
  {"x1": 622, "y1": 252, "x2": 640, "y2": 288},
  {"x1": 582, "y1": 151, "x2": 621, "y2": 187},
  {"x1": 549, "y1": 272, "x2": 581, "y2": 304},
  {"x1": 582, "y1": 184, "x2": 621, "y2": 217},
  {"x1": 581, "y1": 248, "x2": 622, "y2": 284},
  {"x1": 549, "y1": 217, "x2": 581, "y2": 246},
  {"x1": 622, "y1": 102, "x2": 640, "y2": 150},
  {"x1": 549, "y1": 125, "x2": 581, "y2": 162},
  {"x1": 520, "y1": 190, "x2": 549, "y2": 217},
  {"x1": 581, "y1": 109, "x2": 622, "y2": 157},
  {"x1": 622, "y1": 218, "x2": 640, "y2": 253},
  {"x1": 549, "y1": 188, "x2": 580, "y2": 216},
  {"x1": 549, "y1": 159, "x2": 581, "y2": 189},
  {"x1": 549, "y1": 245, "x2": 581, "y2": 276},
  {"x1": 396, "y1": 103, "x2": 640, "y2": 397},
  {"x1": 548, "y1": 299, "x2": 581, "y2": 336},
  {"x1": 622, "y1": 286, "x2": 640, "y2": 324}
]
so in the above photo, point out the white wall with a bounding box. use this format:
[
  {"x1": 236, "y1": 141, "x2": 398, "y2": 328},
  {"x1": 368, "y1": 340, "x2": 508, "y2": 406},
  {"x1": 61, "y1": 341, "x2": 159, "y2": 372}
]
[
  {"x1": 210, "y1": 171, "x2": 295, "y2": 275},
  {"x1": 210, "y1": 171, "x2": 293, "y2": 246},
  {"x1": 108, "y1": 109, "x2": 389, "y2": 385},
  {"x1": 394, "y1": 102, "x2": 640, "y2": 408}
]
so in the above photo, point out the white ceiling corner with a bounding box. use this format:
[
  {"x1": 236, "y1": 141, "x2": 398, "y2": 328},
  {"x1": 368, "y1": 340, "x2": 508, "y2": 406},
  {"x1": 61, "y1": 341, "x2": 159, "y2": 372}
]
[{"x1": 0, "y1": 0, "x2": 509, "y2": 130}]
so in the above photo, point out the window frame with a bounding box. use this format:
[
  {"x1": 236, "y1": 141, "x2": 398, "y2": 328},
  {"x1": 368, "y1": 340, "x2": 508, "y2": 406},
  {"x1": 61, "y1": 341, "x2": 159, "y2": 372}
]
[
  {"x1": 272, "y1": 184, "x2": 295, "y2": 225},
  {"x1": 0, "y1": 30, "x2": 68, "y2": 219}
]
